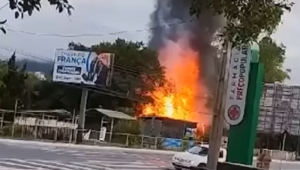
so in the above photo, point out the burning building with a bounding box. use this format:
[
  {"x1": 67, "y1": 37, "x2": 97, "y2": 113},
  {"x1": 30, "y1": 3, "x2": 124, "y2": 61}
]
[
  {"x1": 140, "y1": 116, "x2": 197, "y2": 139},
  {"x1": 138, "y1": 0, "x2": 225, "y2": 136}
]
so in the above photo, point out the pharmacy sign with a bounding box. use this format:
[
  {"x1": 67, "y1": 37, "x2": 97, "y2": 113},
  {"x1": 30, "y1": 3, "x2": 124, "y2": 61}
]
[{"x1": 225, "y1": 44, "x2": 251, "y2": 125}]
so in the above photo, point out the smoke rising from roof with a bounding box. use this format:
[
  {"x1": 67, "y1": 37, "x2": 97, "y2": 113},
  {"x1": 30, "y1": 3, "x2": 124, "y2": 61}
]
[{"x1": 148, "y1": 0, "x2": 225, "y2": 90}]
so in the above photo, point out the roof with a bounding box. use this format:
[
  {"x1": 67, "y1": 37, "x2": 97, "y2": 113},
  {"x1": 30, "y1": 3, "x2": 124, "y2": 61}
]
[
  {"x1": 20, "y1": 109, "x2": 70, "y2": 114},
  {"x1": 87, "y1": 108, "x2": 135, "y2": 120},
  {"x1": 0, "y1": 109, "x2": 70, "y2": 115}
]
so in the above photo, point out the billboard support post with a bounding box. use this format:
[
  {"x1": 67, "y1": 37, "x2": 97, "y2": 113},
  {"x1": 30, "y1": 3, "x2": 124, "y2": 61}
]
[{"x1": 76, "y1": 88, "x2": 89, "y2": 144}]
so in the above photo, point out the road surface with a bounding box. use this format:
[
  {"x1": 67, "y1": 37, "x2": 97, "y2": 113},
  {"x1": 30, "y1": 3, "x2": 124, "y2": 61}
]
[
  {"x1": 0, "y1": 140, "x2": 172, "y2": 170},
  {"x1": 0, "y1": 139, "x2": 300, "y2": 170}
]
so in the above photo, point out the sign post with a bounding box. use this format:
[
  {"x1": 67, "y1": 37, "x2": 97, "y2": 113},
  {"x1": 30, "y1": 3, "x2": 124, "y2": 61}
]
[{"x1": 226, "y1": 43, "x2": 264, "y2": 165}]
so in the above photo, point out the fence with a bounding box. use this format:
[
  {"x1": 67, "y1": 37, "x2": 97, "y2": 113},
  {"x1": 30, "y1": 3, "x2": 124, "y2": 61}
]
[
  {"x1": 0, "y1": 113, "x2": 297, "y2": 160},
  {"x1": 81, "y1": 129, "x2": 198, "y2": 150},
  {"x1": 0, "y1": 125, "x2": 197, "y2": 151},
  {"x1": 0, "y1": 112, "x2": 198, "y2": 151}
]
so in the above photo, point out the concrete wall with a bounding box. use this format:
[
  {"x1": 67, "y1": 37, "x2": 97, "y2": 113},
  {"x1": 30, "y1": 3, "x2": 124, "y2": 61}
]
[{"x1": 253, "y1": 149, "x2": 295, "y2": 160}]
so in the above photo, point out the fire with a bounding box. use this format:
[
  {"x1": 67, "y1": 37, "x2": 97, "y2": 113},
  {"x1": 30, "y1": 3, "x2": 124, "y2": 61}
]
[{"x1": 140, "y1": 37, "x2": 209, "y2": 125}]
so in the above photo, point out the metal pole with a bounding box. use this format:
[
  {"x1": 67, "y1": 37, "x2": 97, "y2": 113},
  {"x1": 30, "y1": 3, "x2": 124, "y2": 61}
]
[
  {"x1": 21, "y1": 112, "x2": 24, "y2": 138},
  {"x1": 109, "y1": 118, "x2": 114, "y2": 142},
  {"x1": 69, "y1": 109, "x2": 76, "y2": 145},
  {"x1": 207, "y1": 44, "x2": 230, "y2": 170},
  {"x1": 76, "y1": 88, "x2": 88, "y2": 144},
  {"x1": 0, "y1": 113, "x2": 2, "y2": 129},
  {"x1": 99, "y1": 117, "x2": 104, "y2": 140},
  {"x1": 11, "y1": 99, "x2": 18, "y2": 138},
  {"x1": 282, "y1": 132, "x2": 287, "y2": 151},
  {"x1": 151, "y1": 115, "x2": 155, "y2": 136},
  {"x1": 297, "y1": 129, "x2": 300, "y2": 159}
]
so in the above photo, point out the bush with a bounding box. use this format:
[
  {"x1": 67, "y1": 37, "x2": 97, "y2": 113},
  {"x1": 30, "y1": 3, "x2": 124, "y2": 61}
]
[
  {"x1": 0, "y1": 125, "x2": 22, "y2": 137},
  {"x1": 113, "y1": 120, "x2": 141, "y2": 134},
  {"x1": 182, "y1": 136, "x2": 190, "y2": 151}
]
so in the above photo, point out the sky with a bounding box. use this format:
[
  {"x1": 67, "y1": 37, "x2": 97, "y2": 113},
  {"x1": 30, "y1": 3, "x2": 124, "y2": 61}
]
[{"x1": 0, "y1": 0, "x2": 299, "y2": 84}]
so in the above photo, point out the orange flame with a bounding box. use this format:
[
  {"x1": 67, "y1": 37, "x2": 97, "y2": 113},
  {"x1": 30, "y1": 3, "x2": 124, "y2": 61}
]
[{"x1": 140, "y1": 37, "x2": 209, "y2": 127}]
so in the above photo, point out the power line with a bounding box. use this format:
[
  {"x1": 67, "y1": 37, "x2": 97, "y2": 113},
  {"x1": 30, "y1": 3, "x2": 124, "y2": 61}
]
[
  {"x1": 0, "y1": 44, "x2": 156, "y2": 76},
  {"x1": 1, "y1": 64, "x2": 213, "y2": 116},
  {"x1": 5, "y1": 19, "x2": 194, "y2": 38},
  {"x1": 0, "y1": 46, "x2": 214, "y2": 116},
  {"x1": 64, "y1": 14, "x2": 122, "y2": 33},
  {"x1": 0, "y1": 44, "x2": 216, "y2": 95},
  {"x1": 0, "y1": 3, "x2": 8, "y2": 11},
  {"x1": 0, "y1": 45, "x2": 154, "y2": 77}
]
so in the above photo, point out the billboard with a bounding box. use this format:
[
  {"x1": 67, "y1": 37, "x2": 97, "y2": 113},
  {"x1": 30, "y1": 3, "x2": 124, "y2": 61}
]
[{"x1": 52, "y1": 49, "x2": 114, "y2": 86}]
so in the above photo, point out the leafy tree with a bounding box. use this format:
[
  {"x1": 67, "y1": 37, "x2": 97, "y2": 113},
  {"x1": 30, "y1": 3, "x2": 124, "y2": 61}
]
[
  {"x1": 259, "y1": 36, "x2": 289, "y2": 83},
  {"x1": 26, "y1": 39, "x2": 164, "y2": 114},
  {"x1": 1, "y1": 0, "x2": 73, "y2": 34},
  {"x1": 69, "y1": 38, "x2": 166, "y2": 108},
  {"x1": 21, "y1": 72, "x2": 39, "y2": 108},
  {"x1": 0, "y1": 52, "x2": 27, "y2": 109},
  {"x1": 0, "y1": 60, "x2": 8, "y2": 88},
  {"x1": 33, "y1": 81, "x2": 81, "y2": 111},
  {"x1": 190, "y1": 0, "x2": 294, "y2": 45}
]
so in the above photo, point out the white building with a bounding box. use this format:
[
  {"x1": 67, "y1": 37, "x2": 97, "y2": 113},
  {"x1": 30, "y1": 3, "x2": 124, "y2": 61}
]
[
  {"x1": 34, "y1": 71, "x2": 46, "y2": 80},
  {"x1": 258, "y1": 83, "x2": 300, "y2": 135}
]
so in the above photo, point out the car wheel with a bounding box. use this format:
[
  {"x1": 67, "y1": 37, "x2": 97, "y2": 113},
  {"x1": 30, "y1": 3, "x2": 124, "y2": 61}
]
[
  {"x1": 174, "y1": 168, "x2": 181, "y2": 170},
  {"x1": 197, "y1": 163, "x2": 207, "y2": 170}
]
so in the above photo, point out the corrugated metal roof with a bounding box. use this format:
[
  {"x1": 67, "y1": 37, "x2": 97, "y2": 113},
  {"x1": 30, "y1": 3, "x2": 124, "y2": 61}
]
[
  {"x1": 88, "y1": 108, "x2": 135, "y2": 120},
  {"x1": 0, "y1": 109, "x2": 70, "y2": 114},
  {"x1": 21, "y1": 109, "x2": 70, "y2": 114}
]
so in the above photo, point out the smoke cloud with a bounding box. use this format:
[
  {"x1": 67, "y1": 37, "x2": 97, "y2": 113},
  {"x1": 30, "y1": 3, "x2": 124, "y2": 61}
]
[{"x1": 148, "y1": 0, "x2": 225, "y2": 91}]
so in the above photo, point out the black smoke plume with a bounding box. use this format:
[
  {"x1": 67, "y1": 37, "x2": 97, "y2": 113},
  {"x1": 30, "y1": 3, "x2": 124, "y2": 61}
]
[{"x1": 148, "y1": 0, "x2": 225, "y2": 91}]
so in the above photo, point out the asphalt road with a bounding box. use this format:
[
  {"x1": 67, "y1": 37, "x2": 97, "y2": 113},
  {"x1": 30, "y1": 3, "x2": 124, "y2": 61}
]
[
  {"x1": 0, "y1": 141, "x2": 172, "y2": 170},
  {"x1": 0, "y1": 139, "x2": 300, "y2": 170}
]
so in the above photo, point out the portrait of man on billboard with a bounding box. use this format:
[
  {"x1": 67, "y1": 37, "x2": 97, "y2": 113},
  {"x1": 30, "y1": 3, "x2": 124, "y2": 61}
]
[{"x1": 82, "y1": 53, "x2": 113, "y2": 86}]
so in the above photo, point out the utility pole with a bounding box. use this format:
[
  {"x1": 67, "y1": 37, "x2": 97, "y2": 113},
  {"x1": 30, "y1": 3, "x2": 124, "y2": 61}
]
[
  {"x1": 207, "y1": 43, "x2": 230, "y2": 170},
  {"x1": 69, "y1": 109, "x2": 76, "y2": 145},
  {"x1": 11, "y1": 99, "x2": 18, "y2": 138},
  {"x1": 76, "y1": 88, "x2": 88, "y2": 144}
]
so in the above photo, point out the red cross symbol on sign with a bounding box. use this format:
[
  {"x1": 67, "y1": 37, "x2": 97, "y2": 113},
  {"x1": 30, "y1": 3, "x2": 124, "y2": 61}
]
[{"x1": 228, "y1": 105, "x2": 240, "y2": 120}]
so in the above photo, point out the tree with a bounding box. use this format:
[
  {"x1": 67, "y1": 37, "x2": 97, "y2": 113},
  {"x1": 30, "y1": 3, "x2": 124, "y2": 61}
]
[
  {"x1": 190, "y1": 0, "x2": 294, "y2": 45},
  {"x1": 0, "y1": 52, "x2": 28, "y2": 109},
  {"x1": 31, "y1": 80, "x2": 81, "y2": 111},
  {"x1": 1, "y1": 0, "x2": 73, "y2": 34},
  {"x1": 25, "y1": 39, "x2": 165, "y2": 114},
  {"x1": 69, "y1": 38, "x2": 166, "y2": 109},
  {"x1": 259, "y1": 36, "x2": 289, "y2": 83}
]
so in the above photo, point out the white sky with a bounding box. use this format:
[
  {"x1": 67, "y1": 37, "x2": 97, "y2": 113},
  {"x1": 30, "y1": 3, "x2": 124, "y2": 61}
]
[{"x1": 0, "y1": 0, "x2": 299, "y2": 84}]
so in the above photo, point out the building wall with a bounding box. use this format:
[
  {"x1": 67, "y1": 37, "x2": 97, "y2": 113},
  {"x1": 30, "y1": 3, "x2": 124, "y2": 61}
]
[{"x1": 259, "y1": 83, "x2": 300, "y2": 135}]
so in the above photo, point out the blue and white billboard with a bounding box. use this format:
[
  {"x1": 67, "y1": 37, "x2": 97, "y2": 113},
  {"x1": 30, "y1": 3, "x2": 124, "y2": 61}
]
[{"x1": 52, "y1": 49, "x2": 114, "y2": 86}]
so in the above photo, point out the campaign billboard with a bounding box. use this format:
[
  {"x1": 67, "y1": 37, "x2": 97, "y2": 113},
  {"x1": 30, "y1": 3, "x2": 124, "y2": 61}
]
[{"x1": 52, "y1": 49, "x2": 114, "y2": 86}]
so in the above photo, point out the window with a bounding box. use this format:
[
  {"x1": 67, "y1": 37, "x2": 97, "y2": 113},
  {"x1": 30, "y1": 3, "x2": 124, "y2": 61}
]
[
  {"x1": 199, "y1": 147, "x2": 209, "y2": 155},
  {"x1": 187, "y1": 146, "x2": 209, "y2": 156},
  {"x1": 219, "y1": 151, "x2": 224, "y2": 158},
  {"x1": 188, "y1": 146, "x2": 202, "y2": 155}
]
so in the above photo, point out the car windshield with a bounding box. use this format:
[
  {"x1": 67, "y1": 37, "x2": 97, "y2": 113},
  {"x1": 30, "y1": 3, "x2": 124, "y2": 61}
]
[{"x1": 187, "y1": 146, "x2": 209, "y2": 155}]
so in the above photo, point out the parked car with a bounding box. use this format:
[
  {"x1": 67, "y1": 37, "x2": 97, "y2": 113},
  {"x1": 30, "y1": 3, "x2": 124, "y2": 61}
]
[{"x1": 171, "y1": 144, "x2": 227, "y2": 170}]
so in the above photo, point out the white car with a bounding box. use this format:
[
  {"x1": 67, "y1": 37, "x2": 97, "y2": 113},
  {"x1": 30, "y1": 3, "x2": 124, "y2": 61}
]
[{"x1": 171, "y1": 144, "x2": 227, "y2": 170}]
